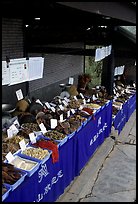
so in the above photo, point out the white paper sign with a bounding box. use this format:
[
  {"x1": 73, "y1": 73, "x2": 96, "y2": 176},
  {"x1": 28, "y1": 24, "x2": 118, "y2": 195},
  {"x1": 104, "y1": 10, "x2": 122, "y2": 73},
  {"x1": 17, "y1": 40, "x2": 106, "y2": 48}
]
[
  {"x1": 57, "y1": 99, "x2": 61, "y2": 104},
  {"x1": 9, "y1": 58, "x2": 29, "y2": 85},
  {"x1": 7, "y1": 128, "x2": 13, "y2": 138},
  {"x1": 45, "y1": 102, "x2": 51, "y2": 109},
  {"x1": 29, "y1": 132, "x2": 37, "y2": 144},
  {"x1": 16, "y1": 89, "x2": 24, "y2": 101},
  {"x1": 28, "y1": 57, "x2": 44, "y2": 81},
  {"x1": 68, "y1": 77, "x2": 74, "y2": 85},
  {"x1": 59, "y1": 105, "x2": 64, "y2": 111},
  {"x1": 6, "y1": 152, "x2": 15, "y2": 163},
  {"x1": 9, "y1": 124, "x2": 19, "y2": 135},
  {"x1": 39, "y1": 123, "x2": 47, "y2": 134},
  {"x1": 60, "y1": 114, "x2": 64, "y2": 122},
  {"x1": 64, "y1": 97, "x2": 70, "y2": 102},
  {"x1": 50, "y1": 107, "x2": 56, "y2": 112},
  {"x1": 109, "y1": 45, "x2": 112, "y2": 55},
  {"x1": 114, "y1": 65, "x2": 125, "y2": 76},
  {"x1": 101, "y1": 47, "x2": 105, "y2": 60},
  {"x1": 79, "y1": 105, "x2": 83, "y2": 110},
  {"x1": 19, "y1": 139, "x2": 26, "y2": 151},
  {"x1": 62, "y1": 100, "x2": 68, "y2": 107},
  {"x1": 114, "y1": 67, "x2": 118, "y2": 76},
  {"x1": 50, "y1": 119, "x2": 58, "y2": 129},
  {"x1": 74, "y1": 96, "x2": 78, "y2": 101},
  {"x1": 92, "y1": 95, "x2": 97, "y2": 101},
  {"x1": 67, "y1": 110, "x2": 70, "y2": 117},
  {"x1": 2, "y1": 61, "x2": 10, "y2": 85},
  {"x1": 113, "y1": 89, "x2": 116, "y2": 95},
  {"x1": 13, "y1": 119, "x2": 20, "y2": 128},
  {"x1": 80, "y1": 93, "x2": 84, "y2": 98},
  {"x1": 95, "y1": 48, "x2": 102, "y2": 62},
  {"x1": 83, "y1": 99, "x2": 86, "y2": 105},
  {"x1": 36, "y1": 99, "x2": 43, "y2": 106},
  {"x1": 71, "y1": 109, "x2": 75, "y2": 114}
]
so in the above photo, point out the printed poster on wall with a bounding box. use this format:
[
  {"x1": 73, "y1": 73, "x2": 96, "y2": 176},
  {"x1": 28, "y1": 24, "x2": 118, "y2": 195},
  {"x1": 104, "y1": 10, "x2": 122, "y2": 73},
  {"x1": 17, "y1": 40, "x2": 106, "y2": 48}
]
[
  {"x1": 2, "y1": 61, "x2": 10, "y2": 85},
  {"x1": 28, "y1": 57, "x2": 44, "y2": 81},
  {"x1": 9, "y1": 58, "x2": 29, "y2": 85}
]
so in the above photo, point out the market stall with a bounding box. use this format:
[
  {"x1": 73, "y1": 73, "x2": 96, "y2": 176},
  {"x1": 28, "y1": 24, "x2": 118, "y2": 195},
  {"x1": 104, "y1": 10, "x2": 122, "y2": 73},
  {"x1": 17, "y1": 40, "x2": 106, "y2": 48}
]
[
  {"x1": 112, "y1": 90, "x2": 136, "y2": 135},
  {"x1": 3, "y1": 101, "x2": 112, "y2": 202}
]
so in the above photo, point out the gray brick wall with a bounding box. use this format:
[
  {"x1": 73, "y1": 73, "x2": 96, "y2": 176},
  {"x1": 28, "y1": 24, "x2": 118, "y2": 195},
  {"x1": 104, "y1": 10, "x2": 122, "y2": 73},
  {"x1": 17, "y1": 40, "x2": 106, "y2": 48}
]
[
  {"x1": 28, "y1": 43, "x2": 84, "y2": 101},
  {"x1": 2, "y1": 18, "x2": 84, "y2": 104},
  {"x1": 2, "y1": 18, "x2": 24, "y2": 60},
  {"x1": 28, "y1": 53, "x2": 84, "y2": 91},
  {"x1": 2, "y1": 18, "x2": 27, "y2": 106}
]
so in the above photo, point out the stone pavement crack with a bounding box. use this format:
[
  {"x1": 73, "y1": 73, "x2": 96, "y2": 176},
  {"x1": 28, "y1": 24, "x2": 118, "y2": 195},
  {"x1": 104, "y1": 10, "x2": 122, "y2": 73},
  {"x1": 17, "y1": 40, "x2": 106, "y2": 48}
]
[
  {"x1": 104, "y1": 188, "x2": 136, "y2": 195},
  {"x1": 77, "y1": 144, "x2": 116, "y2": 202}
]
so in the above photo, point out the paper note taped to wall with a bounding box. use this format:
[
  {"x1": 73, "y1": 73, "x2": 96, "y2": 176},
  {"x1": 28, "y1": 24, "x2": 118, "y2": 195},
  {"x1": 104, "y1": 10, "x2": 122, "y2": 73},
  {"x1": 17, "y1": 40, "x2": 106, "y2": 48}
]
[{"x1": 2, "y1": 61, "x2": 10, "y2": 85}]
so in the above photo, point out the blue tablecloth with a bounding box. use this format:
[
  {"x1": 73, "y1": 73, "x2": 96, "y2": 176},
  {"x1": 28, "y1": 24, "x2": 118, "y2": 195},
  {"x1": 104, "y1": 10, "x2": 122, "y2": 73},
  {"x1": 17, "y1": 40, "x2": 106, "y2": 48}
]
[
  {"x1": 4, "y1": 101, "x2": 112, "y2": 202},
  {"x1": 113, "y1": 93, "x2": 136, "y2": 135},
  {"x1": 127, "y1": 93, "x2": 136, "y2": 121}
]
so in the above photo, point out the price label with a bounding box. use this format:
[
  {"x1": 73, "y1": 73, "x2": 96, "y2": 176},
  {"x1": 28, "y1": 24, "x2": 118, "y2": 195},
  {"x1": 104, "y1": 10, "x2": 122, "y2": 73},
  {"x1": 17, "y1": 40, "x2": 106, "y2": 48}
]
[
  {"x1": 29, "y1": 132, "x2": 37, "y2": 144},
  {"x1": 19, "y1": 139, "x2": 26, "y2": 151},
  {"x1": 92, "y1": 95, "x2": 97, "y2": 101},
  {"x1": 50, "y1": 119, "x2": 58, "y2": 129},
  {"x1": 68, "y1": 77, "x2": 74, "y2": 85},
  {"x1": 59, "y1": 105, "x2": 64, "y2": 111},
  {"x1": 7, "y1": 128, "x2": 13, "y2": 138},
  {"x1": 9, "y1": 124, "x2": 19, "y2": 135},
  {"x1": 58, "y1": 99, "x2": 62, "y2": 104},
  {"x1": 83, "y1": 99, "x2": 86, "y2": 105},
  {"x1": 51, "y1": 107, "x2": 56, "y2": 112},
  {"x1": 39, "y1": 123, "x2": 47, "y2": 134},
  {"x1": 80, "y1": 93, "x2": 84, "y2": 98},
  {"x1": 45, "y1": 102, "x2": 51, "y2": 109},
  {"x1": 13, "y1": 119, "x2": 20, "y2": 128},
  {"x1": 79, "y1": 105, "x2": 83, "y2": 110},
  {"x1": 50, "y1": 103, "x2": 56, "y2": 107},
  {"x1": 16, "y1": 89, "x2": 24, "y2": 101},
  {"x1": 67, "y1": 110, "x2": 70, "y2": 117},
  {"x1": 113, "y1": 89, "x2": 116, "y2": 94},
  {"x1": 74, "y1": 96, "x2": 78, "y2": 101},
  {"x1": 64, "y1": 97, "x2": 69, "y2": 102},
  {"x1": 60, "y1": 114, "x2": 64, "y2": 122},
  {"x1": 71, "y1": 109, "x2": 75, "y2": 114},
  {"x1": 6, "y1": 152, "x2": 15, "y2": 163},
  {"x1": 36, "y1": 99, "x2": 43, "y2": 106},
  {"x1": 62, "y1": 100, "x2": 68, "y2": 107}
]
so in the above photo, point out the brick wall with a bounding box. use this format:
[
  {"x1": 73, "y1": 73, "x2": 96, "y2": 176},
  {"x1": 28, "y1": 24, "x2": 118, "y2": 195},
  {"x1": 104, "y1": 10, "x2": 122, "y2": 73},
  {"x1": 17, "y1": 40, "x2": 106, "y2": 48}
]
[
  {"x1": 28, "y1": 42, "x2": 84, "y2": 101},
  {"x1": 2, "y1": 18, "x2": 27, "y2": 106}
]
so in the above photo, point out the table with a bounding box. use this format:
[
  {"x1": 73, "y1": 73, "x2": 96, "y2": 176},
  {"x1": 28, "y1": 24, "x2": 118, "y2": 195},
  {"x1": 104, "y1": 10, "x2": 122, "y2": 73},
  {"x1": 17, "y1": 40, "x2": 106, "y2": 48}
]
[
  {"x1": 4, "y1": 101, "x2": 112, "y2": 202},
  {"x1": 113, "y1": 93, "x2": 136, "y2": 135}
]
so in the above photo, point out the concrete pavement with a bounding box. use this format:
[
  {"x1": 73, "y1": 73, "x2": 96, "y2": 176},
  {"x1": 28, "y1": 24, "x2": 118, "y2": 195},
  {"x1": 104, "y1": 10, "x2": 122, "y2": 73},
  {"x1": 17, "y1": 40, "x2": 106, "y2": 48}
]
[{"x1": 56, "y1": 110, "x2": 136, "y2": 202}]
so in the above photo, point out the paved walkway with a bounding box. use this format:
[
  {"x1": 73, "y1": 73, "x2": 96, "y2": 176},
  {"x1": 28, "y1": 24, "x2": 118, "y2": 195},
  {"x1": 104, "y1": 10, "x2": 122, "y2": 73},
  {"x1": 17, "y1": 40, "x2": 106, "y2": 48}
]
[{"x1": 56, "y1": 110, "x2": 136, "y2": 202}]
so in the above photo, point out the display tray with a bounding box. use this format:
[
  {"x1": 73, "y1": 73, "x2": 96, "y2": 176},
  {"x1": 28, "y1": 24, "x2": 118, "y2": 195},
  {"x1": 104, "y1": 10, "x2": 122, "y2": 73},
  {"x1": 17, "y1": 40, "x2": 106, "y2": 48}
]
[
  {"x1": 18, "y1": 146, "x2": 51, "y2": 165},
  {"x1": 2, "y1": 184, "x2": 12, "y2": 201},
  {"x1": 4, "y1": 170, "x2": 27, "y2": 191},
  {"x1": 82, "y1": 119, "x2": 88, "y2": 127},
  {"x1": 8, "y1": 155, "x2": 40, "y2": 177},
  {"x1": 67, "y1": 131, "x2": 76, "y2": 139},
  {"x1": 76, "y1": 124, "x2": 83, "y2": 132},
  {"x1": 54, "y1": 136, "x2": 68, "y2": 146}
]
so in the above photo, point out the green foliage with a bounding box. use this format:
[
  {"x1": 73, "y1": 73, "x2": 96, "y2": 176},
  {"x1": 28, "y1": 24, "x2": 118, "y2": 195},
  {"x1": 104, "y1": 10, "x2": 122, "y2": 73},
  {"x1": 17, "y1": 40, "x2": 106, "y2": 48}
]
[{"x1": 85, "y1": 56, "x2": 103, "y2": 88}]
